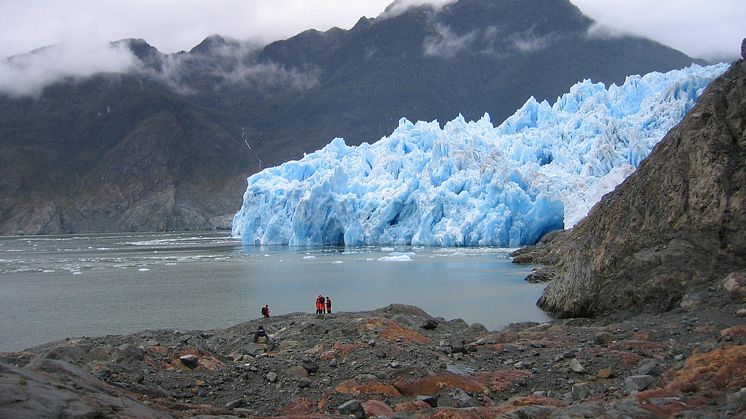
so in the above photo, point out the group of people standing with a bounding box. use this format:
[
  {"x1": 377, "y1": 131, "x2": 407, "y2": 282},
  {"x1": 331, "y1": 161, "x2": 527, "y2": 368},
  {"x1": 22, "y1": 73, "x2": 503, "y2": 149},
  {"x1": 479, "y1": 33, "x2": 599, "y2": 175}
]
[
  {"x1": 258, "y1": 294, "x2": 332, "y2": 319},
  {"x1": 316, "y1": 294, "x2": 332, "y2": 314},
  {"x1": 253, "y1": 294, "x2": 332, "y2": 353}
]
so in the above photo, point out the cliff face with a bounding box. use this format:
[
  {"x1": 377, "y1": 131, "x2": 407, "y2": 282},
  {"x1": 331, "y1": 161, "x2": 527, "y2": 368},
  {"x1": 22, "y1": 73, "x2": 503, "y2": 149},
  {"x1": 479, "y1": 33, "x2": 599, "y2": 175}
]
[{"x1": 535, "y1": 56, "x2": 746, "y2": 318}]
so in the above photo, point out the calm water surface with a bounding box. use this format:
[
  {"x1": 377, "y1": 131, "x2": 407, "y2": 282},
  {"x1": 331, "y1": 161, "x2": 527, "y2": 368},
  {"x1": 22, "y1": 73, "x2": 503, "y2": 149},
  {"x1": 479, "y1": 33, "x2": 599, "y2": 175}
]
[{"x1": 0, "y1": 232, "x2": 549, "y2": 351}]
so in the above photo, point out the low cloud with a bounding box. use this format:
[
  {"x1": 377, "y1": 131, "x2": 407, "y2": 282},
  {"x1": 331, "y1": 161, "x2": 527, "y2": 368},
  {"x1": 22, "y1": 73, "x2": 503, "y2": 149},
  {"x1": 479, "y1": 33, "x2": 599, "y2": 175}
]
[
  {"x1": 510, "y1": 30, "x2": 555, "y2": 54},
  {"x1": 423, "y1": 24, "x2": 476, "y2": 58},
  {"x1": 584, "y1": 23, "x2": 632, "y2": 40},
  {"x1": 381, "y1": 0, "x2": 457, "y2": 19},
  {"x1": 571, "y1": 0, "x2": 745, "y2": 61},
  {"x1": 0, "y1": 38, "x2": 320, "y2": 97},
  {"x1": 0, "y1": 42, "x2": 137, "y2": 97},
  {"x1": 225, "y1": 62, "x2": 320, "y2": 91},
  {"x1": 147, "y1": 41, "x2": 320, "y2": 94}
]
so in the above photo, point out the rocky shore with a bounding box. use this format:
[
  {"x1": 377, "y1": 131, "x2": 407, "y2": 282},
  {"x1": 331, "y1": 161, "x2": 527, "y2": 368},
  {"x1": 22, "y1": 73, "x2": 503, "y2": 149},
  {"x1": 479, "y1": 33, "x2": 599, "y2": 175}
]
[{"x1": 2, "y1": 295, "x2": 745, "y2": 418}]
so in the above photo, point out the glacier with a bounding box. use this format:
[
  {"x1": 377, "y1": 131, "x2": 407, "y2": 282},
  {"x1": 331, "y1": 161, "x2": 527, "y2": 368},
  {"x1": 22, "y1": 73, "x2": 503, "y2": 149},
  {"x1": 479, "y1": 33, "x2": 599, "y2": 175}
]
[{"x1": 233, "y1": 63, "x2": 728, "y2": 247}]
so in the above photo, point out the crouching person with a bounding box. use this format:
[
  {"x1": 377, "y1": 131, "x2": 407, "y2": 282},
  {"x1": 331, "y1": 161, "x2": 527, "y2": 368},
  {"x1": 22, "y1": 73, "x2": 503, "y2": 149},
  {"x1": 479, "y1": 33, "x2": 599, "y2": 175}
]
[{"x1": 253, "y1": 325, "x2": 274, "y2": 352}]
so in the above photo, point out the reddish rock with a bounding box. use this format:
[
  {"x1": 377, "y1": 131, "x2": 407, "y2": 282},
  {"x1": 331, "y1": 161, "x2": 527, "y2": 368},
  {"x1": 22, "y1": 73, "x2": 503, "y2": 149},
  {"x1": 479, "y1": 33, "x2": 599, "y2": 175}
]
[
  {"x1": 361, "y1": 400, "x2": 394, "y2": 418},
  {"x1": 317, "y1": 342, "x2": 367, "y2": 360},
  {"x1": 597, "y1": 368, "x2": 614, "y2": 379},
  {"x1": 636, "y1": 396, "x2": 703, "y2": 418},
  {"x1": 480, "y1": 370, "x2": 533, "y2": 392},
  {"x1": 476, "y1": 395, "x2": 567, "y2": 417},
  {"x1": 720, "y1": 325, "x2": 746, "y2": 339},
  {"x1": 615, "y1": 352, "x2": 643, "y2": 368},
  {"x1": 278, "y1": 397, "x2": 314, "y2": 415},
  {"x1": 335, "y1": 379, "x2": 402, "y2": 397},
  {"x1": 379, "y1": 320, "x2": 430, "y2": 345},
  {"x1": 631, "y1": 331, "x2": 653, "y2": 341},
  {"x1": 506, "y1": 395, "x2": 567, "y2": 407},
  {"x1": 490, "y1": 329, "x2": 566, "y2": 349},
  {"x1": 610, "y1": 340, "x2": 667, "y2": 353},
  {"x1": 638, "y1": 345, "x2": 746, "y2": 401},
  {"x1": 429, "y1": 407, "x2": 483, "y2": 418},
  {"x1": 492, "y1": 343, "x2": 508, "y2": 352},
  {"x1": 317, "y1": 393, "x2": 332, "y2": 411},
  {"x1": 695, "y1": 324, "x2": 718, "y2": 334},
  {"x1": 393, "y1": 400, "x2": 432, "y2": 413},
  {"x1": 395, "y1": 372, "x2": 486, "y2": 396}
]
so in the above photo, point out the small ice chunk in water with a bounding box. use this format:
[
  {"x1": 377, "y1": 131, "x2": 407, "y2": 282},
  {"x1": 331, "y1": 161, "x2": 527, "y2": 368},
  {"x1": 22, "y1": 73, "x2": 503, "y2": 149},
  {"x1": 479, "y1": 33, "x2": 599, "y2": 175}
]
[{"x1": 378, "y1": 255, "x2": 413, "y2": 262}]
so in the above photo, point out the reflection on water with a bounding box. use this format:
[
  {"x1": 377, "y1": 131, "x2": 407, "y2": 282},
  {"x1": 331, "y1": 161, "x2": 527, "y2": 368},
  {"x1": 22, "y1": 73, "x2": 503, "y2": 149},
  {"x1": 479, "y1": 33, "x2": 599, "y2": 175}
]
[{"x1": 0, "y1": 231, "x2": 548, "y2": 351}]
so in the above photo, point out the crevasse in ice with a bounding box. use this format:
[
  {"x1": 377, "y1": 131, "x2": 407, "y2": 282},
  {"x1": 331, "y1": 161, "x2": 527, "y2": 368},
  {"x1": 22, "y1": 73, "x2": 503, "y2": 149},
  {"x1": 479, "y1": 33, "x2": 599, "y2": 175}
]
[{"x1": 233, "y1": 63, "x2": 728, "y2": 247}]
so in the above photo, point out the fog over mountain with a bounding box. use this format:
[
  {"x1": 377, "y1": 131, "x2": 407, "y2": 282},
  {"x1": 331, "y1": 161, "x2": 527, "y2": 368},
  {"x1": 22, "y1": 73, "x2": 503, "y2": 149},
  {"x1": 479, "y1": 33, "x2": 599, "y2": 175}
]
[
  {"x1": 1, "y1": 0, "x2": 742, "y2": 97},
  {"x1": 0, "y1": 0, "x2": 715, "y2": 235}
]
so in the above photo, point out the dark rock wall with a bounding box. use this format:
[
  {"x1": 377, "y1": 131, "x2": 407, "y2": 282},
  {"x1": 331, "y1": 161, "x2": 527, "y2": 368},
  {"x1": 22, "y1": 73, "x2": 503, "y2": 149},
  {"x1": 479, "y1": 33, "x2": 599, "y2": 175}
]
[{"x1": 536, "y1": 58, "x2": 746, "y2": 317}]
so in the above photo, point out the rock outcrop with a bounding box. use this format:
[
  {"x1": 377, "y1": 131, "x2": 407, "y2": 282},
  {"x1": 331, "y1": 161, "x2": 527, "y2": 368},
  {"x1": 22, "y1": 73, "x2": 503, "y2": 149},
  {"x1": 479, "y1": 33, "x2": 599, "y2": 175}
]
[{"x1": 526, "y1": 54, "x2": 746, "y2": 318}]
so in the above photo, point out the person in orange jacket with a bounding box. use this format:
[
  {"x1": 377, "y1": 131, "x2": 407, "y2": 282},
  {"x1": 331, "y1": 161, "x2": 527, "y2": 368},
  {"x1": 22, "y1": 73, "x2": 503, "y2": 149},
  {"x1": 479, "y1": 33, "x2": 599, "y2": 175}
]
[{"x1": 315, "y1": 294, "x2": 325, "y2": 314}]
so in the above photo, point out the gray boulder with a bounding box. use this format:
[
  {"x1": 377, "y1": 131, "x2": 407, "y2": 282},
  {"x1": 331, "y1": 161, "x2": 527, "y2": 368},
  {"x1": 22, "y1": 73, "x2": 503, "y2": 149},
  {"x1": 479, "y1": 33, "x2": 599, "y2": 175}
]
[
  {"x1": 636, "y1": 359, "x2": 660, "y2": 376},
  {"x1": 421, "y1": 319, "x2": 439, "y2": 330},
  {"x1": 179, "y1": 354, "x2": 198, "y2": 369},
  {"x1": 240, "y1": 343, "x2": 267, "y2": 357},
  {"x1": 301, "y1": 358, "x2": 319, "y2": 374},
  {"x1": 338, "y1": 399, "x2": 365, "y2": 418},
  {"x1": 0, "y1": 360, "x2": 170, "y2": 418},
  {"x1": 625, "y1": 375, "x2": 656, "y2": 393},
  {"x1": 723, "y1": 271, "x2": 746, "y2": 302},
  {"x1": 569, "y1": 358, "x2": 585, "y2": 374},
  {"x1": 572, "y1": 383, "x2": 590, "y2": 400}
]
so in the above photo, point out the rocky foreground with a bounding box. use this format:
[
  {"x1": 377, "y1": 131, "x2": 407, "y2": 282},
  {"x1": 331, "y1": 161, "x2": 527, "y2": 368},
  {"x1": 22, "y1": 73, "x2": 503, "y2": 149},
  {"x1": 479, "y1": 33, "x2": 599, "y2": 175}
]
[{"x1": 2, "y1": 292, "x2": 745, "y2": 418}]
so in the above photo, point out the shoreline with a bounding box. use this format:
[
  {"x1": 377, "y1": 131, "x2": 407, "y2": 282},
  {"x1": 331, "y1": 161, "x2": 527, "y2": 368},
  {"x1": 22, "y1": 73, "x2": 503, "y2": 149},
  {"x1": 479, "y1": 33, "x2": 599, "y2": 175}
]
[
  {"x1": 0, "y1": 233, "x2": 549, "y2": 352},
  {"x1": 3, "y1": 297, "x2": 745, "y2": 417}
]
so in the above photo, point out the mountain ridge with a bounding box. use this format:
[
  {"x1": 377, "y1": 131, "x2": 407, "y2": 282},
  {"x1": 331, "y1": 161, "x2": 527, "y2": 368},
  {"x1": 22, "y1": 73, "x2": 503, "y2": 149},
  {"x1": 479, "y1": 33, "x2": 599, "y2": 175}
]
[{"x1": 0, "y1": 0, "x2": 703, "y2": 234}]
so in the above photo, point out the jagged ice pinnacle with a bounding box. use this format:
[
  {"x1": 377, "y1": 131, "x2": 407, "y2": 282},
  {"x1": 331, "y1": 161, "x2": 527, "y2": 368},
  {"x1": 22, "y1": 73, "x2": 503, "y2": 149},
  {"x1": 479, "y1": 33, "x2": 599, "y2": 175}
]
[{"x1": 233, "y1": 63, "x2": 728, "y2": 247}]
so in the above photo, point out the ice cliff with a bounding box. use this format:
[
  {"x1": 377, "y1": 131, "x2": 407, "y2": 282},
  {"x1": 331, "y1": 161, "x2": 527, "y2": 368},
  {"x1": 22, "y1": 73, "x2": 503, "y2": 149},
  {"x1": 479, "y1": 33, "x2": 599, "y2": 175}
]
[{"x1": 233, "y1": 63, "x2": 728, "y2": 247}]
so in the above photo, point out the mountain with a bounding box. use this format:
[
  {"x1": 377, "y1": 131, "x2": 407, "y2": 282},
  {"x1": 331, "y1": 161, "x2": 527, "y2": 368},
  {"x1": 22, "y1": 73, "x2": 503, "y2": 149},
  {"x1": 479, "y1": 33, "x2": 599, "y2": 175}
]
[
  {"x1": 232, "y1": 64, "x2": 727, "y2": 247},
  {"x1": 0, "y1": 0, "x2": 702, "y2": 234},
  {"x1": 514, "y1": 53, "x2": 746, "y2": 317}
]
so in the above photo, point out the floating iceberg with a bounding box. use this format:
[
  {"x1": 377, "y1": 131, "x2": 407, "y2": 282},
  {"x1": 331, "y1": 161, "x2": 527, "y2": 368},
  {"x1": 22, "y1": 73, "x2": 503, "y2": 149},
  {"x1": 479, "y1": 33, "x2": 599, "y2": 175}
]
[{"x1": 233, "y1": 64, "x2": 728, "y2": 247}]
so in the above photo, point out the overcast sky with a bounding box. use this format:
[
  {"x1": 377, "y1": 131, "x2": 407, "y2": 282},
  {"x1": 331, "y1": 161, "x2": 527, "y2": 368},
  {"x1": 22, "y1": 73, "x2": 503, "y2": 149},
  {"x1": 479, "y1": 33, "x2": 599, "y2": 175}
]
[{"x1": 1, "y1": 0, "x2": 743, "y2": 62}]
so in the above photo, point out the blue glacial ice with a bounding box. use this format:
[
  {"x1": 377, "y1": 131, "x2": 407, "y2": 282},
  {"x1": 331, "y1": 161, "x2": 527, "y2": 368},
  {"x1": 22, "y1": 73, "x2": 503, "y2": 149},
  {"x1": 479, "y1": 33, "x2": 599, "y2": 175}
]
[{"x1": 233, "y1": 63, "x2": 728, "y2": 247}]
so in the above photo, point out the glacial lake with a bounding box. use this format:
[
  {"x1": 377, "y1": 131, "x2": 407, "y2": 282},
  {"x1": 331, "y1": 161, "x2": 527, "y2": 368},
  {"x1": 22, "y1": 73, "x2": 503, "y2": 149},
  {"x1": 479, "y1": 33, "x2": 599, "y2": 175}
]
[{"x1": 0, "y1": 231, "x2": 549, "y2": 351}]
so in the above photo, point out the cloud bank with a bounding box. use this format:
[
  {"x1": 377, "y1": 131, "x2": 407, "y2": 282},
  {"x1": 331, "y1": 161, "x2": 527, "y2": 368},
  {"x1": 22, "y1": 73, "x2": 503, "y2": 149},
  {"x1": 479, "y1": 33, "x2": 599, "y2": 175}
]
[
  {"x1": 0, "y1": 0, "x2": 742, "y2": 96},
  {"x1": 0, "y1": 36, "x2": 321, "y2": 97},
  {"x1": 571, "y1": 0, "x2": 745, "y2": 61},
  {"x1": 0, "y1": 42, "x2": 137, "y2": 97}
]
